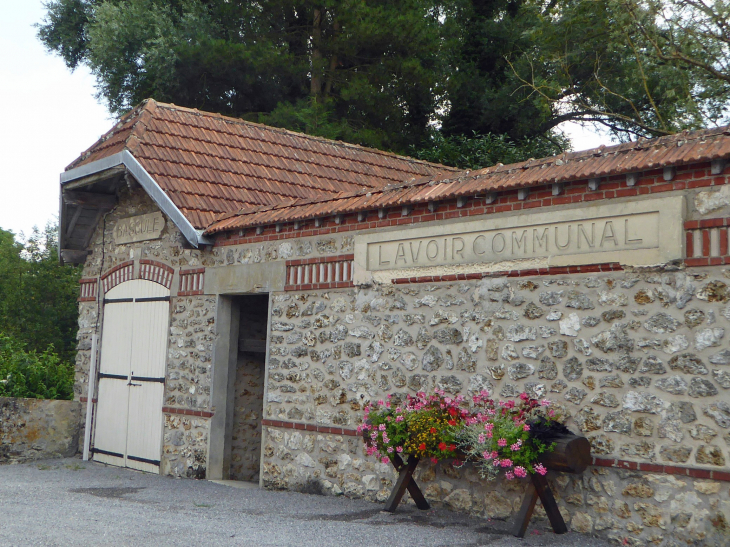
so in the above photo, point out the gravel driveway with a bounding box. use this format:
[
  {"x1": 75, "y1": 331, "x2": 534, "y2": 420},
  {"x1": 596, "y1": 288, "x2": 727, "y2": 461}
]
[{"x1": 0, "y1": 457, "x2": 610, "y2": 547}]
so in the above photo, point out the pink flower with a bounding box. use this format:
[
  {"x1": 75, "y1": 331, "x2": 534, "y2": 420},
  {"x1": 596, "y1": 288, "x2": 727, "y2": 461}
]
[
  {"x1": 395, "y1": 415, "x2": 404, "y2": 422},
  {"x1": 522, "y1": 424, "x2": 530, "y2": 432},
  {"x1": 541, "y1": 399, "x2": 551, "y2": 406},
  {"x1": 484, "y1": 423, "x2": 494, "y2": 431},
  {"x1": 370, "y1": 431, "x2": 378, "y2": 440},
  {"x1": 500, "y1": 459, "x2": 512, "y2": 468},
  {"x1": 534, "y1": 463, "x2": 547, "y2": 476},
  {"x1": 493, "y1": 459, "x2": 501, "y2": 467},
  {"x1": 378, "y1": 424, "x2": 386, "y2": 431},
  {"x1": 387, "y1": 447, "x2": 394, "y2": 453},
  {"x1": 505, "y1": 471, "x2": 515, "y2": 480},
  {"x1": 514, "y1": 466, "x2": 527, "y2": 478},
  {"x1": 519, "y1": 392, "x2": 529, "y2": 401},
  {"x1": 490, "y1": 451, "x2": 499, "y2": 459},
  {"x1": 377, "y1": 400, "x2": 385, "y2": 406},
  {"x1": 548, "y1": 409, "x2": 555, "y2": 417},
  {"x1": 482, "y1": 450, "x2": 493, "y2": 460},
  {"x1": 486, "y1": 431, "x2": 493, "y2": 439},
  {"x1": 478, "y1": 434, "x2": 486, "y2": 444},
  {"x1": 510, "y1": 443, "x2": 521, "y2": 451},
  {"x1": 382, "y1": 456, "x2": 390, "y2": 464},
  {"x1": 497, "y1": 438, "x2": 507, "y2": 447},
  {"x1": 396, "y1": 446, "x2": 403, "y2": 453}
]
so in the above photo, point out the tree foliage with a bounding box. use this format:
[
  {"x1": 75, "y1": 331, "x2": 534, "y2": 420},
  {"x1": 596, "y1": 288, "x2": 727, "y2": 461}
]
[
  {"x1": 412, "y1": 131, "x2": 569, "y2": 170},
  {"x1": 38, "y1": 1, "x2": 730, "y2": 162},
  {"x1": 0, "y1": 333, "x2": 75, "y2": 400},
  {"x1": 38, "y1": 0, "x2": 450, "y2": 153},
  {"x1": 503, "y1": 0, "x2": 730, "y2": 140},
  {"x1": 0, "y1": 224, "x2": 81, "y2": 365}
]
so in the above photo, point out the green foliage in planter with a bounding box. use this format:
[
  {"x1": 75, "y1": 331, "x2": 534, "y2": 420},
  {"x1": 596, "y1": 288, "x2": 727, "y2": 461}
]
[{"x1": 0, "y1": 332, "x2": 75, "y2": 400}]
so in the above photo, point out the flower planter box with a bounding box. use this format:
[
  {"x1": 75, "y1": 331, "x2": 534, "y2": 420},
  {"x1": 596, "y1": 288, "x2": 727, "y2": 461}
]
[{"x1": 363, "y1": 429, "x2": 590, "y2": 537}]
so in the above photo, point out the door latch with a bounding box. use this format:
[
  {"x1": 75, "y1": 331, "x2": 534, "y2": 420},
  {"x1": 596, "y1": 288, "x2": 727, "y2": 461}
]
[{"x1": 127, "y1": 372, "x2": 142, "y2": 387}]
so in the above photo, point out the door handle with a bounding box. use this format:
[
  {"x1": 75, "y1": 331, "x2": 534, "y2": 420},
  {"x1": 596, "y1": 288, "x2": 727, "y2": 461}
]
[{"x1": 127, "y1": 372, "x2": 142, "y2": 387}]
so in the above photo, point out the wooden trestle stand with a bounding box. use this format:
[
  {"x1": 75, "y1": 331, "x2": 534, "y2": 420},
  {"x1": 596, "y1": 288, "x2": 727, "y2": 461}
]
[{"x1": 370, "y1": 433, "x2": 591, "y2": 538}]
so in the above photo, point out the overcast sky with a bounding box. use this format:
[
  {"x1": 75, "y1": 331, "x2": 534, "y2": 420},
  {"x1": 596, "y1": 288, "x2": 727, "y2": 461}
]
[{"x1": 1, "y1": 2, "x2": 613, "y2": 240}]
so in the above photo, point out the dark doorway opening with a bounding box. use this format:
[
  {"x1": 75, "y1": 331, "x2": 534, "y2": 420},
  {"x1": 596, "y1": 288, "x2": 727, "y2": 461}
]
[{"x1": 229, "y1": 294, "x2": 269, "y2": 482}]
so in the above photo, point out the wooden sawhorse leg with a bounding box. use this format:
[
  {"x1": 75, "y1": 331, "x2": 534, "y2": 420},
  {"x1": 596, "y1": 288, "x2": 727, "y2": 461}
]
[
  {"x1": 383, "y1": 454, "x2": 430, "y2": 512},
  {"x1": 512, "y1": 474, "x2": 567, "y2": 537}
]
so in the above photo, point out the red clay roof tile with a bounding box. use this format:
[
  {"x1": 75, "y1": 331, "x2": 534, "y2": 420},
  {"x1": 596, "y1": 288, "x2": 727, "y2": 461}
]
[
  {"x1": 67, "y1": 100, "x2": 730, "y2": 236},
  {"x1": 67, "y1": 99, "x2": 455, "y2": 229},
  {"x1": 204, "y1": 124, "x2": 730, "y2": 234}
]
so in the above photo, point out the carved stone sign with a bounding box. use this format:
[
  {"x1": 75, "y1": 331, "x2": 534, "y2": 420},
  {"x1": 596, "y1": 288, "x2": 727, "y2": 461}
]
[
  {"x1": 354, "y1": 196, "x2": 684, "y2": 278},
  {"x1": 114, "y1": 212, "x2": 165, "y2": 244}
]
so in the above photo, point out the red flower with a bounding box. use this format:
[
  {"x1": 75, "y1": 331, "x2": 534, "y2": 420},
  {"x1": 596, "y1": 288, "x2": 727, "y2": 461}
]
[
  {"x1": 447, "y1": 419, "x2": 456, "y2": 426},
  {"x1": 449, "y1": 444, "x2": 456, "y2": 451},
  {"x1": 430, "y1": 427, "x2": 437, "y2": 434},
  {"x1": 418, "y1": 443, "x2": 426, "y2": 451},
  {"x1": 448, "y1": 407, "x2": 458, "y2": 416},
  {"x1": 438, "y1": 442, "x2": 447, "y2": 451}
]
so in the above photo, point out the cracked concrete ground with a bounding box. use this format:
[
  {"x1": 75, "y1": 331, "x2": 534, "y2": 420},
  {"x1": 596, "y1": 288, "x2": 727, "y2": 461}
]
[{"x1": 0, "y1": 458, "x2": 611, "y2": 547}]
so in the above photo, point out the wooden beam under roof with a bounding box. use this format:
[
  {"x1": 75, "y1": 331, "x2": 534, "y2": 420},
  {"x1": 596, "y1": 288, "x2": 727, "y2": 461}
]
[
  {"x1": 60, "y1": 249, "x2": 91, "y2": 264},
  {"x1": 63, "y1": 190, "x2": 117, "y2": 210}
]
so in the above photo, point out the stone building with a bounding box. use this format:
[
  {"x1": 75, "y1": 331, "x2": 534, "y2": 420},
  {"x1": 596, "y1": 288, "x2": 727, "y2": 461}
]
[{"x1": 61, "y1": 99, "x2": 730, "y2": 545}]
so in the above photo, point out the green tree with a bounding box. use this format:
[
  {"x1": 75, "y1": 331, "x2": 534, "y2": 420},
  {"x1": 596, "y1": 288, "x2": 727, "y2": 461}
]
[
  {"x1": 501, "y1": 0, "x2": 730, "y2": 140},
  {"x1": 412, "y1": 130, "x2": 569, "y2": 170},
  {"x1": 0, "y1": 225, "x2": 81, "y2": 364},
  {"x1": 38, "y1": 1, "x2": 730, "y2": 164},
  {"x1": 0, "y1": 333, "x2": 75, "y2": 400},
  {"x1": 38, "y1": 0, "x2": 450, "y2": 153}
]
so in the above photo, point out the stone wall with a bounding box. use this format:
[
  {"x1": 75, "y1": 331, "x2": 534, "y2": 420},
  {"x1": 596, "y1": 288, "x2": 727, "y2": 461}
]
[
  {"x1": 259, "y1": 264, "x2": 730, "y2": 545},
  {"x1": 162, "y1": 294, "x2": 217, "y2": 479},
  {"x1": 231, "y1": 352, "x2": 265, "y2": 481},
  {"x1": 77, "y1": 187, "x2": 215, "y2": 478},
  {"x1": 74, "y1": 186, "x2": 356, "y2": 480},
  {"x1": 70, "y1": 169, "x2": 730, "y2": 542},
  {"x1": 0, "y1": 398, "x2": 81, "y2": 463},
  {"x1": 230, "y1": 299, "x2": 268, "y2": 481}
]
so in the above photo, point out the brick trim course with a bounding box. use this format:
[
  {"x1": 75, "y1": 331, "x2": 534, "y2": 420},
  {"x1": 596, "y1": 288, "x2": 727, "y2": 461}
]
[
  {"x1": 162, "y1": 406, "x2": 214, "y2": 418},
  {"x1": 391, "y1": 263, "x2": 625, "y2": 284},
  {"x1": 261, "y1": 418, "x2": 359, "y2": 437}
]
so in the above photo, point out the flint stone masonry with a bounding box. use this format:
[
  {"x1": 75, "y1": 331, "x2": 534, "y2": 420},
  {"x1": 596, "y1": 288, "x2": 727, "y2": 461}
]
[
  {"x1": 72, "y1": 174, "x2": 730, "y2": 546},
  {"x1": 0, "y1": 398, "x2": 81, "y2": 463},
  {"x1": 259, "y1": 261, "x2": 730, "y2": 545}
]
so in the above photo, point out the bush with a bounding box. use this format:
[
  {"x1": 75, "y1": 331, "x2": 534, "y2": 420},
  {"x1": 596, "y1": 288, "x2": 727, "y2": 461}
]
[{"x1": 0, "y1": 332, "x2": 74, "y2": 400}]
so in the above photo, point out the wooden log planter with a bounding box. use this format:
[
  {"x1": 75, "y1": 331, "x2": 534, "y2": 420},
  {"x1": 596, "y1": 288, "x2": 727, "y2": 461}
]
[{"x1": 366, "y1": 432, "x2": 591, "y2": 538}]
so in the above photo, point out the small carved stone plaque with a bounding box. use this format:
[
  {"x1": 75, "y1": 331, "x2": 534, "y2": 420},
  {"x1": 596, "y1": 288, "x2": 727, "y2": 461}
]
[{"x1": 114, "y1": 212, "x2": 165, "y2": 244}]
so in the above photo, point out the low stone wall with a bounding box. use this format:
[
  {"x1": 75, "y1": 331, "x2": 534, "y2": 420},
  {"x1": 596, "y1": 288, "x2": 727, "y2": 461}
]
[{"x1": 0, "y1": 397, "x2": 82, "y2": 463}]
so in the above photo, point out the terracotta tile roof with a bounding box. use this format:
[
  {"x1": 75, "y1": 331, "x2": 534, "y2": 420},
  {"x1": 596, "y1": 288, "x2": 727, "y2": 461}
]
[
  {"x1": 67, "y1": 99, "x2": 456, "y2": 229},
  {"x1": 205, "y1": 125, "x2": 730, "y2": 235}
]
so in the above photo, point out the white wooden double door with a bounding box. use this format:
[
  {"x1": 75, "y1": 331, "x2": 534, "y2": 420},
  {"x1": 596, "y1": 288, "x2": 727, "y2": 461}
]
[{"x1": 94, "y1": 280, "x2": 169, "y2": 473}]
